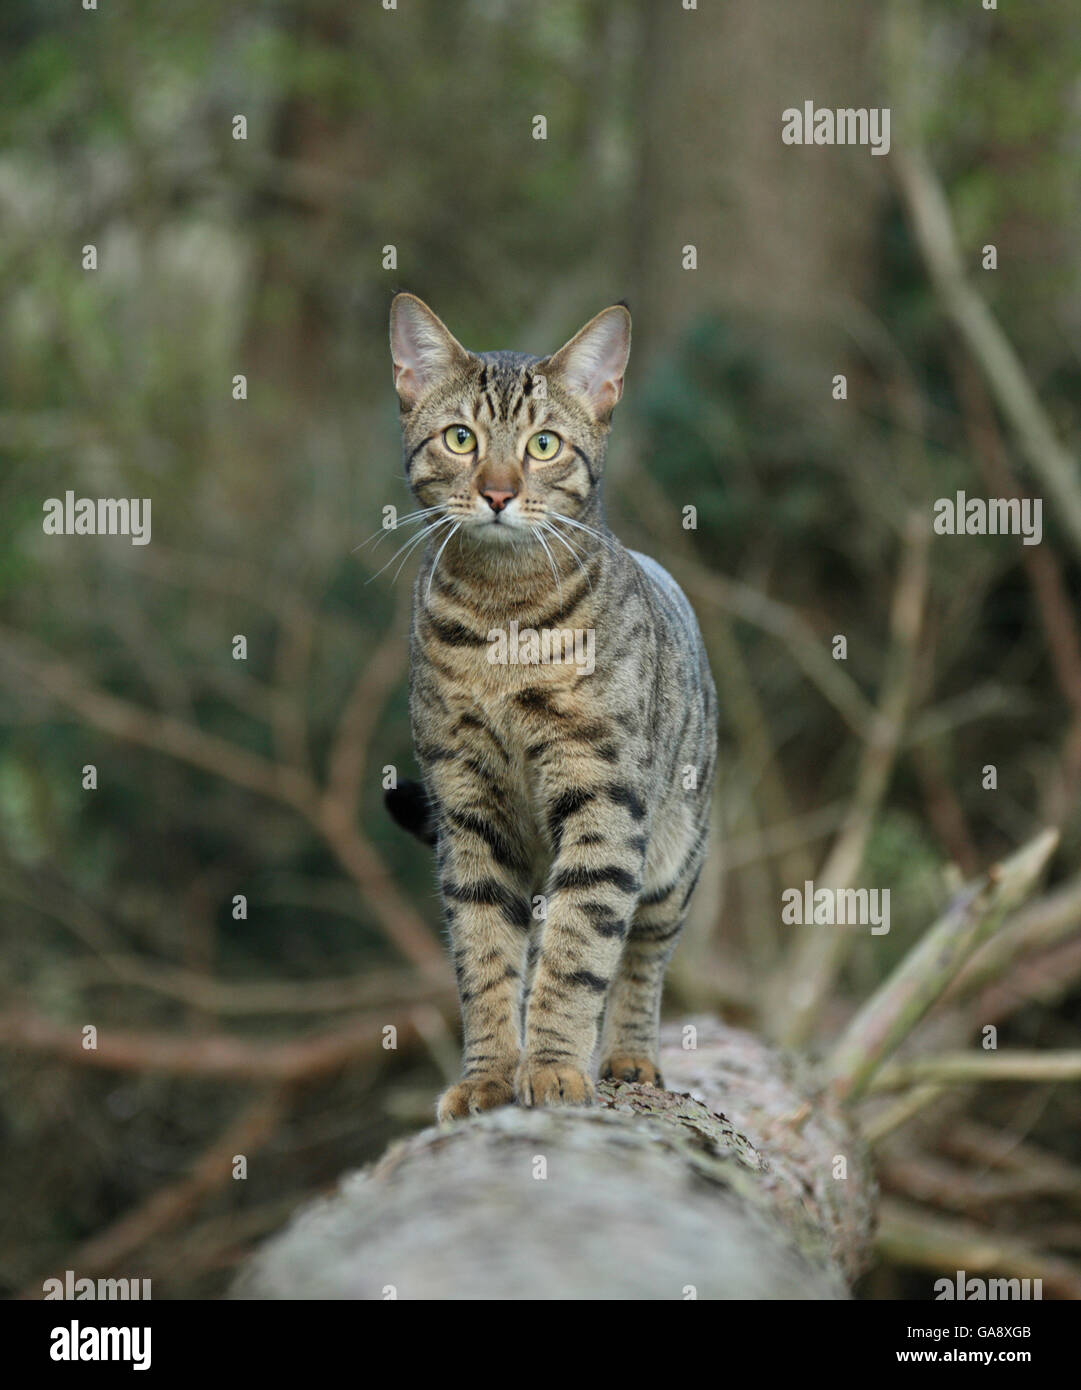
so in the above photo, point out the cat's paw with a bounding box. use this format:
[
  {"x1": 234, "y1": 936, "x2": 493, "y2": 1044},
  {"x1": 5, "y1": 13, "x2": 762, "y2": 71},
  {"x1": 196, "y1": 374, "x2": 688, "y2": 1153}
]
[
  {"x1": 515, "y1": 1059, "x2": 594, "y2": 1108},
  {"x1": 599, "y1": 1053, "x2": 663, "y2": 1087},
  {"x1": 436, "y1": 1073, "x2": 515, "y2": 1123}
]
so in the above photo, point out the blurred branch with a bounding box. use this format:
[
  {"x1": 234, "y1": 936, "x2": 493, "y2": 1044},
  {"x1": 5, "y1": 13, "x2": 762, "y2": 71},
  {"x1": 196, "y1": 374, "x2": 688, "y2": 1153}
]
[
  {"x1": 624, "y1": 458, "x2": 876, "y2": 737},
  {"x1": 0, "y1": 626, "x2": 312, "y2": 806},
  {"x1": 871, "y1": 1050, "x2": 1081, "y2": 1092},
  {"x1": 270, "y1": 587, "x2": 316, "y2": 775},
  {"x1": 773, "y1": 512, "x2": 930, "y2": 1045},
  {"x1": 321, "y1": 586, "x2": 409, "y2": 836},
  {"x1": 878, "y1": 1148, "x2": 1081, "y2": 1213},
  {"x1": 911, "y1": 742, "x2": 980, "y2": 876},
  {"x1": 877, "y1": 1197, "x2": 1081, "y2": 1300},
  {"x1": 110, "y1": 545, "x2": 369, "y2": 647},
  {"x1": 892, "y1": 147, "x2": 1081, "y2": 561},
  {"x1": 971, "y1": 936, "x2": 1081, "y2": 1028},
  {"x1": 707, "y1": 618, "x2": 791, "y2": 971},
  {"x1": 22, "y1": 1088, "x2": 289, "y2": 1296},
  {"x1": 863, "y1": 1083, "x2": 947, "y2": 1145},
  {"x1": 68, "y1": 957, "x2": 452, "y2": 1017},
  {"x1": 903, "y1": 683, "x2": 1028, "y2": 745},
  {"x1": 690, "y1": 568, "x2": 876, "y2": 742},
  {"x1": 953, "y1": 352, "x2": 1081, "y2": 827},
  {"x1": 0, "y1": 1004, "x2": 434, "y2": 1081},
  {"x1": 139, "y1": 1195, "x2": 321, "y2": 1287},
  {"x1": 940, "y1": 1120, "x2": 1081, "y2": 1216},
  {"x1": 0, "y1": 623, "x2": 446, "y2": 973},
  {"x1": 825, "y1": 828, "x2": 1059, "y2": 1103},
  {"x1": 0, "y1": 860, "x2": 450, "y2": 1017},
  {"x1": 721, "y1": 799, "x2": 849, "y2": 871},
  {"x1": 943, "y1": 868, "x2": 1081, "y2": 1004}
]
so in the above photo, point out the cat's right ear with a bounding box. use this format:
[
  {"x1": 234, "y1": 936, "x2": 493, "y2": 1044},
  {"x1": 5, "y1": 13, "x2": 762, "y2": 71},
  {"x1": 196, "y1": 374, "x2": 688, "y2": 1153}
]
[{"x1": 389, "y1": 294, "x2": 470, "y2": 409}]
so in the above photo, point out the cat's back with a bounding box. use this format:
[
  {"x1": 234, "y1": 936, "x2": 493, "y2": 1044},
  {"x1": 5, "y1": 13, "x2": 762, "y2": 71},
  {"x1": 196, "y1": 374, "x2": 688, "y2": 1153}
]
[
  {"x1": 628, "y1": 551, "x2": 712, "y2": 671},
  {"x1": 628, "y1": 549, "x2": 691, "y2": 616}
]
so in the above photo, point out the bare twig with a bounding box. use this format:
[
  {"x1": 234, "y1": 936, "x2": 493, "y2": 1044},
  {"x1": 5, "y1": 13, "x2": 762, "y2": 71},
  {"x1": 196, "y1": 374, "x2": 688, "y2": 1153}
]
[
  {"x1": 23, "y1": 1089, "x2": 289, "y2": 1296},
  {"x1": 892, "y1": 147, "x2": 1081, "y2": 560},
  {"x1": 870, "y1": 1049, "x2": 1081, "y2": 1092},
  {"x1": 972, "y1": 936, "x2": 1081, "y2": 1028},
  {"x1": 774, "y1": 513, "x2": 929, "y2": 1045},
  {"x1": 623, "y1": 458, "x2": 876, "y2": 738},
  {"x1": 939, "y1": 1120, "x2": 1081, "y2": 1216},
  {"x1": 0, "y1": 1005, "x2": 434, "y2": 1081},
  {"x1": 64, "y1": 955, "x2": 453, "y2": 1016},
  {"x1": 826, "y1": 828, "x2": 1058, "y2": 1102},
  {"x1": 954, "y1": 353, "x2": 1081, "y2": 826},
  {"x1": 879, "y1": 1150, "x2": 1081, "y2": 1214},
  {"x1": 0, "y1": 625, "x2": 313, "y2": 809},
  {"x1": 322, "y1": 587, "x2": 410, "y2": 836},
  {"x1": 0, "y1": 624, "x2": 445, "y2": 972},
  {"x1": 911, "y1": 742, "x2": 980, "y2": 877},
  {"x1": 944, "y1": 869, "x2": 1081, "y2": 1004},
  {"x1": 862, "y1": 1083, "x2": 948, "y2": 1145},
  {"x1": 877, "y1": 1196, "x2": 1081, "y2": 1300}
]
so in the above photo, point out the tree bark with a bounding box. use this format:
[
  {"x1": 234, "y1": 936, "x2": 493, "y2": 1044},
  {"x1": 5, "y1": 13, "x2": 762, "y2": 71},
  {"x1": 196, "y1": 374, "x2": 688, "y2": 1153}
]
[{"x1": 234, "y1": 1018, "x2": 875, "y2": 1300}]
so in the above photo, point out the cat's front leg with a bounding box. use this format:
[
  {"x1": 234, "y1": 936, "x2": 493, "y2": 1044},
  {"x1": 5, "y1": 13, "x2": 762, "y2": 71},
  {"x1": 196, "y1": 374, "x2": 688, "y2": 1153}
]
[
  {"x1": 516, "y1": 771, "x2": 647, "y2": 1107},
  {"x1": 436, "y1": 861, "x2": 531, "y2": 1120},
  {"x1": 430, "y1": 774, "x2": 535, "y2": 1122}
]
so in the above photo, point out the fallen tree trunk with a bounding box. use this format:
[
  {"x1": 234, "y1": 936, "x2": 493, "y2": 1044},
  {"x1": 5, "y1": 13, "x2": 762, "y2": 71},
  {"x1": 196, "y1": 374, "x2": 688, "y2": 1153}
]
[
  {"x1": 234, "y1": 830, "x2": 1059, "y2": 1300},
  {"x1": 235, "y1": 1018, "x2": 876, "y2": 1299}
]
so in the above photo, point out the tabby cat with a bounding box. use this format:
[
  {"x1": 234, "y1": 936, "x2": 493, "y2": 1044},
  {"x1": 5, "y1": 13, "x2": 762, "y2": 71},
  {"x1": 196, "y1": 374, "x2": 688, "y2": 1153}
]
[{"x1": 385, "y1": 293, "x2": 717, "y2": 1121}]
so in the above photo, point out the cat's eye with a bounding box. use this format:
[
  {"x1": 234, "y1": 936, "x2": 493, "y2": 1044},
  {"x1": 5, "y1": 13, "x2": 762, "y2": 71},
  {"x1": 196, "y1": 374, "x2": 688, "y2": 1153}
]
[
  {"x1": 526, "y1": 430, "x2": 562, "y2": 462},
  {"x1": 443, "y1": 425, "x2": 477, "y2": 454}
]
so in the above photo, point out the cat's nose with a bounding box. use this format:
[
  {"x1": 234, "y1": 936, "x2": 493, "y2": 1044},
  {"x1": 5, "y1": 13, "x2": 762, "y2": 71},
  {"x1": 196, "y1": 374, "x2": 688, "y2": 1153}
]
[{"x1": 481, "y1": 487, "x2": 516, "y2": 513}]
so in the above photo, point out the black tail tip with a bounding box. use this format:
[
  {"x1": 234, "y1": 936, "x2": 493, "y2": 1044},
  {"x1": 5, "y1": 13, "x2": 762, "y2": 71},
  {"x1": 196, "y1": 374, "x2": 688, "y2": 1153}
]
[{"x1": 385, "y1": 779, "x2": 437, "y2": 846}]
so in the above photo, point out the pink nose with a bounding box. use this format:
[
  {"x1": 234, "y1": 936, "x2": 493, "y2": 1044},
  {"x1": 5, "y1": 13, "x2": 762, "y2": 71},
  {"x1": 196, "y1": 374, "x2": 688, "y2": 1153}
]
[{"x1": 482, "y1": 489, "x2": 516, "y2": 513}]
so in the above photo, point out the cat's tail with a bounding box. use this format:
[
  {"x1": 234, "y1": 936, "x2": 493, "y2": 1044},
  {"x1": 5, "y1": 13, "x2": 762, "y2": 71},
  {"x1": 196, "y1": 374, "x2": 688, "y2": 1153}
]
[{"x1": 384, "y1": 779, "x2": 437, "y2": 847}]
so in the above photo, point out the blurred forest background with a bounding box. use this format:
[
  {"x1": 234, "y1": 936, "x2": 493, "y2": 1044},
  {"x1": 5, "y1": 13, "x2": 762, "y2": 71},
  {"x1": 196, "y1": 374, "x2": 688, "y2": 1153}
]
[{"x1": 2, "y1": 0, "x2": 1080, "y2": 1299}]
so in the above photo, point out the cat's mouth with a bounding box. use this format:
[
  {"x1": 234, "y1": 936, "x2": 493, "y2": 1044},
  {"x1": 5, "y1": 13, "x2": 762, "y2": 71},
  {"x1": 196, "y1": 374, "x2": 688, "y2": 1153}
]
[
  {"x1": 474, "y1": 515, "x2": 525, "y2": 540},
  {"x1": 466, "y1": 505, "x2": 528, "y2": 536}
]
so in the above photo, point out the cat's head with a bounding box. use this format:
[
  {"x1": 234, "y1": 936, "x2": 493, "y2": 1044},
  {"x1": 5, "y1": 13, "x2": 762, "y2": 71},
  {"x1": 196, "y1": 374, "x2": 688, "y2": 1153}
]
[{"x1": 388, "y1": 294, "x2": 631, "y2": 542}]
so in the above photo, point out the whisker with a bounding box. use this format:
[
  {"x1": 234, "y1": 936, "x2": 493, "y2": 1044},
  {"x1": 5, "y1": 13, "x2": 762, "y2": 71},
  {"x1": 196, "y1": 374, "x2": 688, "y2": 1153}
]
[
  {"x1": 542, "y1": 518, "x2": 589, "y2": 563},
  {"x1": 540, "y1": 521, "x2": 592, "y2": 592},
  {"x1": 352, "y1": 505, "x2": 445, "y2": 554},
  {"x1": 366, "y1": 514, "x2": 455, "y2": 584},
  {"x1": 425, "y1": 522, "x2": 463, "y2": 603},
  {"x1": 549, "y1": 512, "x2": 622, "y2": 562},
  {"x1": 532, "y1": 525, "x2": 562, "y2": 596},
  {"x1": 390, "y1": 516, "x2": 458, "y2": 584}
]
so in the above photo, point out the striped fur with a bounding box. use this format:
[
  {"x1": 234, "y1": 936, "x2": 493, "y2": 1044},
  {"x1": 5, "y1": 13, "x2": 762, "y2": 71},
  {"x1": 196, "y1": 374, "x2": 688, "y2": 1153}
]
[{"x1": 387, "y1": 294, "x2": 717, "y2": 1121}]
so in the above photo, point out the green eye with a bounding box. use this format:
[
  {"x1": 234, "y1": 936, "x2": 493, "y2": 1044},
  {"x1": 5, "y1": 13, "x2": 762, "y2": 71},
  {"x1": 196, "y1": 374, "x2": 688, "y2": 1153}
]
[
  {"x1": 443, "y1": 425, "x2": 477, "y2": 454},
  {"x1": 526, "y1": 430, "x2": 562, "y2": 461}
]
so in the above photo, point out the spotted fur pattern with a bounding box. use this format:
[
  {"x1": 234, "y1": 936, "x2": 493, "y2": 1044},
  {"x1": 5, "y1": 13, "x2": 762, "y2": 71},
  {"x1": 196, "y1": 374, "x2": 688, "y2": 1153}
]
[{"x1": 386, "y1": 294, "x2": 717, "y2": 1121}]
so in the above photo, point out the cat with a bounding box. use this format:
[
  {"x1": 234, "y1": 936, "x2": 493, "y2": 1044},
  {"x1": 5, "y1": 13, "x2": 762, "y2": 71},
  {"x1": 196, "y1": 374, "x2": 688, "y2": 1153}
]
[{"x1": 385, "y1": 293, "x2": 717, "y2": 1121}]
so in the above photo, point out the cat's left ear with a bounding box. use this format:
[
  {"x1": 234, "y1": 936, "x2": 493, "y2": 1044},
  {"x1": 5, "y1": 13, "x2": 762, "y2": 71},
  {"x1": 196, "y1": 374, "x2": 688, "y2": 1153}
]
[{"x1": 543, "y1": 305, "x2": 631, "y2": 421}]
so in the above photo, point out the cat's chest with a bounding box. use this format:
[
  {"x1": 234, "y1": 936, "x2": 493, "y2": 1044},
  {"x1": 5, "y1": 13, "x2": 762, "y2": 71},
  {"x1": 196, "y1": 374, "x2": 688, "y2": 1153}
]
[
  {"x1": 427, "y1": 639, "x2": 594, "y2": 710},
  {"x1": 413, "y1": 629, "x2": 602, "y2": 755}
]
